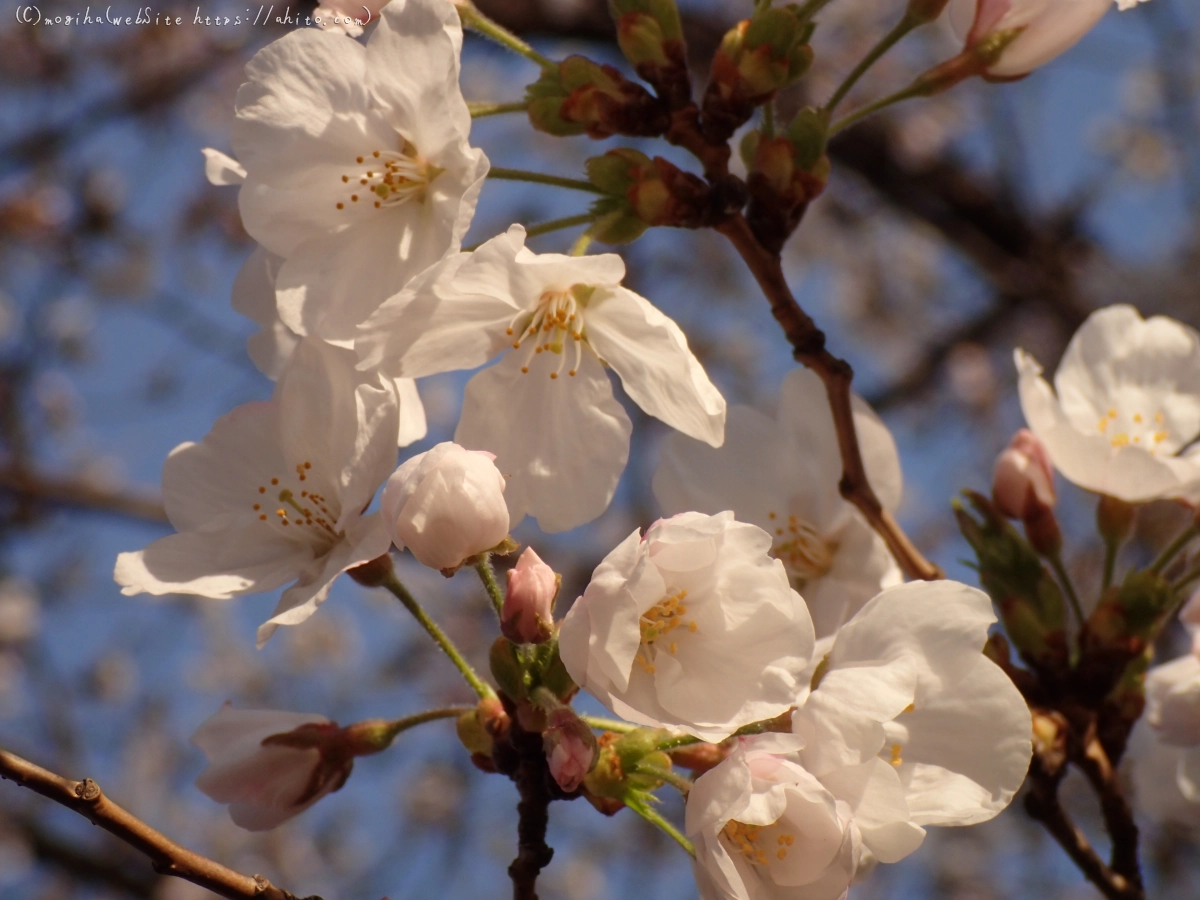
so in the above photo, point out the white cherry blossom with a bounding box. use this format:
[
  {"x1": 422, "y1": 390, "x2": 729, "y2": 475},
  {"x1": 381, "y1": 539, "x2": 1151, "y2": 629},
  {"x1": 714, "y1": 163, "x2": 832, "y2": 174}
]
[
  {"x1": 1016, "y1": 305, "x2": 1200, "y2": 503},
  {"x1": 793, "y1": 581, "x2": 1032, "y2": 844},
  {"x1": 229, "y1": 0, "x2": 488, "y2": 345},
  {"x1": 654, "y1": 368, "x2": 902, "y2": 637},
  {"x1": 192, "y1": 705, "x2": 349, "y2": 831},
  {"x1": 1142, "y1": 649, "x2": 1200, "y2": 803},
  {"x1": 315, "y1": 0, "x2": 389, "y2": 35},
  {"x1": 358, "y1": 224, "x2": 727, "y2": 532},
  {"x1": 557, "y1": 512, "x2": 813, "y2": 742},
  {"x1": 948, "y1": 0, "x2": 1148, "y2": 79},
  {"x1": 114, "y1": 338, "x2": 400, "y2": 646},
  {"x1": 687, "y1": 734, "x2": 860, "y2": 900},
  {"x1": 380, "y1": 441, "x2": 510, "y2": 571}
]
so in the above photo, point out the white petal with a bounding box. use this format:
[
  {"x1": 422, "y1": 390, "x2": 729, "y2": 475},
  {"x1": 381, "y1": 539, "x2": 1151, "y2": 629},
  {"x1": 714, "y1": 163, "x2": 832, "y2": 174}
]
[
  {"x1": 256, "y1": 513, "x2": 391, "y2": 647},
  {"x1": 817, "y1": 759, "x2": 925, "y2": 864},
  {"x1": 115, "y1": 524, "x2": 310, "y2": 600},
  {"x1": 585, "y1": 287, "x2": 726, "y2": 446},
  {"x1": 395, "y1": 377, "x2": 428, "y2": 447},
  {"x1": 231, "y1": 247, "x2": 299, "y2": 380},
  {"x1": 455, "y1": 349, "x2": 632, "y2": 533},
  {"x1": 356, "y1": 248, "x2": 515, "y2": 378},
  {"x1": 202, "y1": 148, "x2": 246, "y2": 186}
]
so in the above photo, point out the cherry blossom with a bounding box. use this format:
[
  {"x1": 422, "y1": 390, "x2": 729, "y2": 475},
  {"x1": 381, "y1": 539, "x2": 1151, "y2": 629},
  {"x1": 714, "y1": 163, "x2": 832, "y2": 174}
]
[
  {"x1": 315, "y1": 0, "x2": 389, "y2": 36},
  {"x1": 380, "y1": 441, "x2": 510, "y2": 571},
  {"x1": 686, "y1": 734, "x2": 860, "y2": 900},
  {"x1": 948, "y1": 0, "x2": 1148, "y2": 79},
  {"x1": 1142, "y1": 649, "x2": 1200, "y2": 803},
  {"x1": 1015, "y1": 305, "x2": 1200, "y2": 503},
  {"x1": 114, "y1": 338, "x2": 400, "y2": 646},
  {"x1": 557, "y1": 512, "x2": 813, "y2": 742},
  {"x1": 229, "y1": 0, "x2": 488, "y2": 345},
  {"x1": 653, "y1": 368, "x2": 902, "y2": 637},
  {"x1": 192, "y1": 705, "x2": 350, "y2": 831},
  {"x1": 793, "y1": 581, "x2": 1032, "y2": 847},
  {"x1": 202, "y1": 149, "x2": 428, "y2": 446},
  {"x1": 358, "y1": 224, "x2": 726, "y2": 532}
]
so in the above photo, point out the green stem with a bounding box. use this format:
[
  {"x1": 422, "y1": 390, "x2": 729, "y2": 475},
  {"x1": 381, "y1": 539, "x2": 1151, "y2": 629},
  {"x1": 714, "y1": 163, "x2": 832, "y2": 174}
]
[
  {"x1": 629, "y1": 802, "x2": 695, "y2": 857},
  {"x1": 793, "y1": 0, "x2": 836, "y2": 25},
  {"x1": 638, "y1": 765, "x2": 694, "y2": 795},
  {"x1": 465, "y1": 213, "x2": 595, "y2": 252},
  {"x1": 570, "y1": 231, "x2": 594, "y2": 257},
  {"x1": 468, "y1": 100, "x2": 529, "y2": 119},
  {"x1": 824, "y1": 15, "x2": 921, "y2": 115},
  {"x1": 1173, "y1": 562, "x2": 1200, "y2": 596},
  {"x1": 474, "y1": 556, "x2": 505, "y2": 618},
  {"x1": 828, "y1": 81, "x2": 931, "y2": 135},
  {"x1": 381, "y1": 572, "x2": 494, "y2": 699},
  {"x1": 488, "y1": 168, "x2": 604, "y2": 194},
  {"x1": 456, "y1": 3, "x2": 555, "y2": 69},
  {"x1": 580, "y1": 716, "x2": 638, "y2": 734},
  {"x1": 1048, "y1": 552, "x2": 1086, "y2": 629},
  {"x1": 382, "y1": 707, "x2": 471, "y2": 741},
  {"x1": 1150, "y1": 524, "x2": 1199, "y2": 575}
]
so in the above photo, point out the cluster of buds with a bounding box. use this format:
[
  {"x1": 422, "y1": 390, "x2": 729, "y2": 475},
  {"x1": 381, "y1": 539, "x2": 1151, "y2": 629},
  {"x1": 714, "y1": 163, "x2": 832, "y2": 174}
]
[
  {"x1": 585, "y1": 148, "x2": 715, "y2": 243},
  {"x1": 608, "y1": 0, "x2": 690, "y2": 108},
  {"x1": 742, "y1": 107, "x2": 830, "y2": 253},
  {"x1": 702, "y1": 5, "x2": 814, "y2": 143},
  {"x1": 526, "y1": 56, "x2": 668, "y2": 139}
]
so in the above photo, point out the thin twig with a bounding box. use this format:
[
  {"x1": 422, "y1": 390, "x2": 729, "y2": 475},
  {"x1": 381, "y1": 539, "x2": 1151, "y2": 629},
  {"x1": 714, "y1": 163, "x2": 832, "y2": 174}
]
[
  {"x1": 1078, "y1": 735, "x2": 1143, "y2": 889},
  {"x1": 0, "y1": 467, "x2": 166, "y2": 523},
  {"x1": 0, "y1": 747, "x2": 320, "y2": 900},
  {"x1": 1025, "y1": 756, "x2": 1142, "y2": 900},
  {"x1": 714, "y1": 213, "x2": 942, "y2": 581},
  {"x1": 507, "y1": 720, "x2": 554, "y2": 900}
]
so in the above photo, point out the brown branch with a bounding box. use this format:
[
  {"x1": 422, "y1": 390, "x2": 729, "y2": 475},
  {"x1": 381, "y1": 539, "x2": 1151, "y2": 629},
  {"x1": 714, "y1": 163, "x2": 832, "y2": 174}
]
[
  {"x1": 506, "y1": 720, "x2": 555, "y2": 900},
  {"x1": 0, "y1": 467, "x2": 166, "y2": 523},
  {"x1": 715, "y1": 213, "x2": 943, "y2": 582},
  {"x1": 1025, "y1": 754, "x2": 1143, "y2": 900},
  {"x1": 0, "y1": 746, "x2": 321, "y2": 900},
  {"x1": 1078, "y1": 733, "x2": 1143, "y2": 889}
]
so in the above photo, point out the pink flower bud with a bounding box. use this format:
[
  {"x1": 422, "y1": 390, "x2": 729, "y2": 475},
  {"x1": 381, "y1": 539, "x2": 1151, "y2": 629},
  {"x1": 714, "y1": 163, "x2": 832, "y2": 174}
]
[
  {"x1": 993, "y1": 429, "x2": 1056, "y2": 520},
  {"x1": 191, "y1": 705, "x2": 353, "y2": 831},
  {"x1": 501, "y1": 547, "x2": 558, "y2": 644},
  {"x1": 948, "y1": 0, "x2": 1114, "y2": 79},
  {"x1": 543, "y1": 707, "x2": 598, "y2": 793},
  {"x1": 381, "y1": 442, "x2": 510, "y2": 572}
]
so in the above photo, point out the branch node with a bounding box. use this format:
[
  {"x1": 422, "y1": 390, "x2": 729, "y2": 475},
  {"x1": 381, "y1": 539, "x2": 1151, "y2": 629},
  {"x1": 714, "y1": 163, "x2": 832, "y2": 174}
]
[{"x1": 74, "y1": 778, "x2": 101, "y2": 802}]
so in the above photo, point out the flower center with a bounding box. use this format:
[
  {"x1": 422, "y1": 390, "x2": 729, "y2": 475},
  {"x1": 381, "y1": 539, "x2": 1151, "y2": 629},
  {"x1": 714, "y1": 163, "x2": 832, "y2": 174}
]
[
  {"x1": 634, "y1": 589, "x2": 696, "y2": 675},
  {"x1": 722, "y1": 819, "x2": 796, "y2": 866},
  {"x1": 334, "y1": 142, "x2": 441, "y2": 212},
  {"x1": 768, "y1": 512, "x2": 835, "y2": 586},
  {"x1": 1095, "y1": 407, "x2": 1172, "y2": 453},
  {"x1": 505, "y1": 285, "x2": 594, "y2": 380},
  {"x1": 252, "y1": 461, "x2": 341, "y2": 546}
]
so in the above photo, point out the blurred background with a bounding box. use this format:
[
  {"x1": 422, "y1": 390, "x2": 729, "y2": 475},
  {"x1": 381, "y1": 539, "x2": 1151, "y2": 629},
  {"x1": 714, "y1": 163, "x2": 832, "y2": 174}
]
[{"x1": 0, "y1": 0, "x2": 1198, "y2": 897}]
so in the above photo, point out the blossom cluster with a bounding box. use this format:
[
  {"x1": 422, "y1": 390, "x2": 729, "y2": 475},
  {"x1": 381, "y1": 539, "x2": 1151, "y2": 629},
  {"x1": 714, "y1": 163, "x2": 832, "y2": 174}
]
[{"x1": 104, "y1": 0, "x2": 1189, "y2": 897}]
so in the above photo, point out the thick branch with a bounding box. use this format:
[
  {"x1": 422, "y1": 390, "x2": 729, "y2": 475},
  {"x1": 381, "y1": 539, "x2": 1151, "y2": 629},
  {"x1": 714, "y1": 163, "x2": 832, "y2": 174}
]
[
  {"x1": 1025, "y1": 756, "x2": 1142, "y2": 900},
  {"x1": 0, "y1": 747, "x2": 320, "y2": 900},
  {"x1": 1078, "y1": 734, "x2": 1142, "y2": 888},
  {"x1": 716, "y1": 213, "x2": 942, "y2": 582},
  {"x1": 507, "y1": 723, "x2": 554, "y2": 900}
]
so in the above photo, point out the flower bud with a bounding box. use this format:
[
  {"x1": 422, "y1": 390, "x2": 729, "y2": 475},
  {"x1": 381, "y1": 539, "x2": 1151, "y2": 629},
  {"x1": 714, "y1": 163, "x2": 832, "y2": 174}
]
[
  {"x1": 381, "y1": 442, "x2": 510, "y2": 572},
  {"x1": 191, "y1": 705, "x2": 353, "y2": 831},
  {"x1": 947, "y1": 0, "x2": 1115, "y2": 79},
  {"x1": 502, "y1": 547, "x2": 559, "y2": 644},
  {"x1": 993, "y1": 429, "x2": 1056, "y2": 521},
  {"x1": 543, "y1": 707, "x2": 599, "y2": 792},
  {"x1": 608, "y1": 0, "x2": 689, "y2": 105},
  {"x1": 584, "y1": 149, "x2": 713, "y2": 243},
  {"x1": 525, "y1": 56, "x2": 667, "y2": 140}
]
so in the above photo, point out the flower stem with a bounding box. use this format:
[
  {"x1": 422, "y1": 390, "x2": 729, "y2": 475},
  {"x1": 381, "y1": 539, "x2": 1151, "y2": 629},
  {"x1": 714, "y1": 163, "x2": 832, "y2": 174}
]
[
  {"x1": 1048, "y1": 552, "x2": 1086, "y2": 629},
  {"x1": 468, "y1": 100, "x2": 529, "y2": 119},
  {"x1": 828, "y1": 81, "x2": 930, "y2": 135},
  {"x1": 474, "y1": 556, "x2": 505, "y2": 619},
  {"x1": 383, "y1": 707, "x2": 471, "y2": 741},
  {"x1": 456, "y1": 2, "x2": 555, "y2": 69},
  {"x1": 381, "y1": 572, "x2": 494, "y2": 699},
  {"x1": 824, "y1": 15, "x2": 921, "y2": 116},
  {"x1": 488, "y1": 168, "x2": 604, "y2": 194},
  {"x1": 580, "y1": 716, "x2": 638, "y2": 733},
  {"x1": 793, "y1": 0, "x2": 836, "y2": 25},
  {"x1": 1102, "y1": 538, "x2": 1119, "y2": 593},
  {"x1": 525, "y1": 213, "x2": 597, "y2": 238},
  {"x1": 628, "y1": 801, "x2": 695, "y2": 857},
  {"x1": 637, "y1": 764, "x2": 694, "y2": 795},
  {"x1": 570, "y1": 232, "x2": 594, "y2": 257},
  {"x1": 1150, "y1": 523, "x2": 1199, "y2": 575}
]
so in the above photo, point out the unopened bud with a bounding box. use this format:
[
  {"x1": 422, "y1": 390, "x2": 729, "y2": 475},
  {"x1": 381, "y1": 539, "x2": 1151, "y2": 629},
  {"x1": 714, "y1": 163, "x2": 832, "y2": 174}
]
[
  {"x1": 992, "y1": 429, "x2": 1056, "y2": 521},
  {"x1": 1096, "y1": 494, "x2": 1137, "y2": 548},
  {"x1": 526, "y1": 56, "x2": 667, "y2": 139},
  {"x1": 501, "y1": 547, "x2": 559, "y2": 645},
  {"x1": 585, "y1": 149, "x2": 712, "y2": 241},
  {"x1": 543, "y1": 707, "x2": 599, "y2": 792},
  {"x1": 948, "y1": 0, "x2": 1111, "y2": 79},
  {"x1": 608, "y1": 0, "x2": 688, "y2": 104}
]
